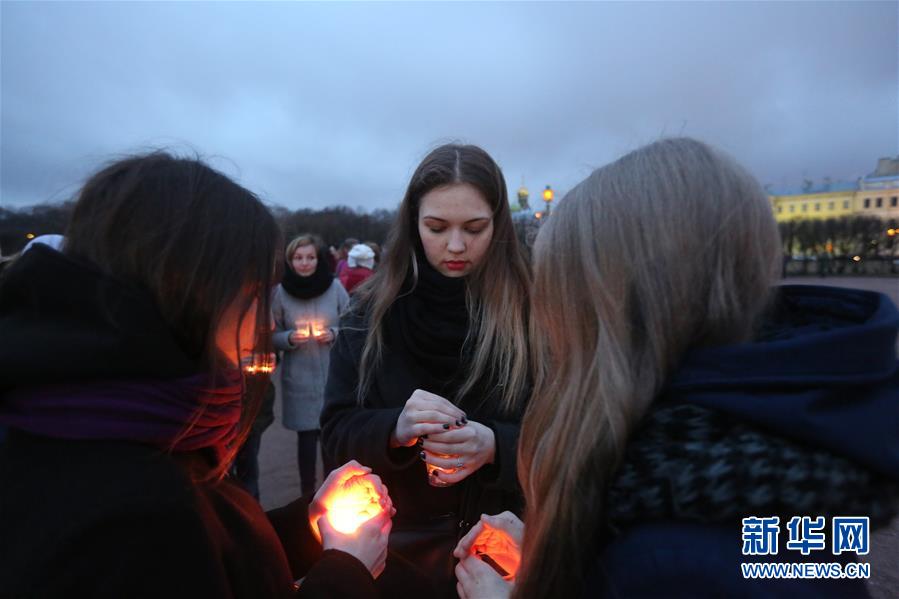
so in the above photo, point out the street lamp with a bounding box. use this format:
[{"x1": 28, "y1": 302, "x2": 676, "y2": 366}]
[{"x1": 542, "y1": 185, "x2": 553, "y2": 217}]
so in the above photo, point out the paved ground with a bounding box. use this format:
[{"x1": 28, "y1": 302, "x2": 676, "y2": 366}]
[{"x1": 256, "y1": 276, "x2": 898, "y2": 595}]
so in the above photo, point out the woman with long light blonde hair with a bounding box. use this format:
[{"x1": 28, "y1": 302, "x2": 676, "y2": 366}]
[
  {"x1": 321, "y1": 143, "x2": 531, "y2": 597},
  {"x1": 454, "y1": 138, "x2": 899, "y2": 598}
]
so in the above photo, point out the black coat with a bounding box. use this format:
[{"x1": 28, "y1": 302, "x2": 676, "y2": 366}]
[
  {"x1": 0, "y1": 429, "x2": 377, "y2": 598},
  {"x1": 0, "y1": 245, "x2": 377, "y2": 598},
  {"x1": 586, "y1": 286, "x2": 899, "y2": 597},
  {"x1": 321, "y1": 308, "x2": 524, "y2": 597}
]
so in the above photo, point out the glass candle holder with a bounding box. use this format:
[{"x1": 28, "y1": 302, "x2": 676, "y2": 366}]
[{"x1": 426, "y1": 452, "x2": 458, "y2": 487}]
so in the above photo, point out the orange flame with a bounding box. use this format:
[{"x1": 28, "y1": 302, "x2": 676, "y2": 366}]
[{"x1": 325, "y1": 474, "x2": 384, "y2": 534}]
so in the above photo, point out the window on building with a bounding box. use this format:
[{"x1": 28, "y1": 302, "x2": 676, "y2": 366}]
[
  {"x1": 777, "y1": 206, "x2": 782, "y2": 213},
  {"x1": 843, "y1": 200, "x2": 850, "y2": 209},
  {"x1": 864, "y1": 198, "x2": 871, "y2": 208},
  {"x1": 789, "y1": 205, "x2": 795, "y2": 213},
  {"x1": 801, "y1": 204, "x2": 808, "y2": 212},
  {"x1": 814, "y1": 203, "x2": 820, "y2": 211},
  {"x1": 876, "y1": 197, "x2": 883, "y2": 208},
  {"x1": 892, "y1": 196, "x2": 898, "y2": 207},
  {"x1": 828, "y1": 201, "x2": 834, "y2": 210}
]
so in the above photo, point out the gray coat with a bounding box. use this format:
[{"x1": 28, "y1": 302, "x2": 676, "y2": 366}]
[{"x1": 272, "y1": 280, "x2": 350, "y2": 431}]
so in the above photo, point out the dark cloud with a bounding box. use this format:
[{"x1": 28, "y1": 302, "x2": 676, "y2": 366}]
[{"x1": 2, "y1": 1, "x2": 896, "y2": 210}]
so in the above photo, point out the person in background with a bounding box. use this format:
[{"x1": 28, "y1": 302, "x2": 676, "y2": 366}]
[
  {"x1": 0, "y1": 153, "x2": 393, "y2": 597},
  {"x1": 364, "y1": 241, "x2": 381, "y2": 268},
  {"x1": 273, "y1": 234, "x2": 350, "y2": 497},
  {"x1": 325, "y1": 245, "x2": 339, "y2": 274},
  {"x1": 339, "y1": 243, "x2": 376, "y2": 294},
  {"x1": 454, "y1": 138, "x2": 899, "y2": 598},
  {"x1": 335, "y1": 238, "x2": 360, "y2": 280},
  {"x1": 231, "y1": 379, "x2": 276, "y2": 500},
  {"x1": 322, "y1": 143, "x2": 531, "y2": 598}
]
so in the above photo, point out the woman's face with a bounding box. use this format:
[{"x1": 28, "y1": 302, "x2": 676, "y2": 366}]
[
  {"x1": 291, "y1": 244, "x2": 318, "y2": 277},
  {"x1": 417, "y1": 183, "x2": 494, "y2": 278}
]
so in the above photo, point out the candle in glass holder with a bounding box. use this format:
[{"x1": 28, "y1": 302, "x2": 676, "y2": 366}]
[
  {"x1": 243, "y1": 353, "x2": 276, "y2": 374},
  {"x1": 294, "y1": 321, "x2": 312, "y2": 339},
  {"x1": 425, "y1": 452, "x2": 459, "y2": 487},
  {"x1": 325, "y1": 474, "x2": 384, "y2": 534},
  {"x1": 311, "y1": 320, "x2": 327, "y2": 339}
]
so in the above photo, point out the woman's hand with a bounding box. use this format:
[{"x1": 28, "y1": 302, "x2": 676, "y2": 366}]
[
  {"x1": 307, "y1": 460, "x2": 395, "y2": 579},
  {"x1": 453, "y1": 512, "x2": 523, "y2": 578},
  {"x1": 390, "y1": 389, "x2": 467, "y2": 448},
  {"x1": 319, "y1": 507, "x2": 392, "y2": 579},
  {"x1": 455, "y1": 555, "x2": 513, "y2": 599},
  {"x1": 315, "y1": 328, "x2": 335, "y2": 344},
  {"x1": 289, "y1": 329, "x2": 311, "y2": 345},
  {"x1": 420, "y1": 421, "x2": 495, "y2": 484},
  {"x1": 308, "y1": 461, "x2": 394, "y2": 542}
]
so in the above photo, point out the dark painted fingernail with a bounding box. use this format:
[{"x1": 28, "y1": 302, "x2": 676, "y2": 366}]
[
  {"x1": 431, "y1": 469, "x2": 439, "y2": 476},
  {"x1": 419, "y1": 451, "x2": 426, "y2": 460},
  {"x1": 422, "y1": 434, "x2": 428, "y2": 439},
  {"x1": 455, "y1": 420, "x2": 462, "y2": 426},
  {"x1": 416, "y1": 437, "x2": 424, "y2": 446},
  {"x1": 461, "y1": 418, "x2": 468, "y2": 425},
  {"x1": 443, "y1": 423, "x2": 451, "y2": 430}
]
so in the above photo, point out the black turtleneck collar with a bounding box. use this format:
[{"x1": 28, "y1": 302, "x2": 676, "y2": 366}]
[
  {"x1": 385, "y1": 253, "x2": 470, "y2": 388},
  {"x1": 280, "y1": 249, "x2": 334, "y2": 300}
]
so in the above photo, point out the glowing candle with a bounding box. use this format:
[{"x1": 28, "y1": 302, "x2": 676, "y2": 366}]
[
  {"x1": 311, "y1": 320, "x2": 327, "y2": 339},
  {"x1": 324, "y1": 474, "x2": 384, "y2": 534},
  {"x1": 295, "y1": 321, "x2": 311, "y2": 339},
  {"x1": 242, "y1": 353, "x2": 276, "y2": 374},
  {"x1": 468, "y1": 524, "x2": 520, "y2": 580}
]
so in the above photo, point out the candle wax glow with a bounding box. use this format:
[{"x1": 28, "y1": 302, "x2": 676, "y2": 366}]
[
  {"x1": 470, "y1": 525, "x2": 520, "y2": 580},
  {"x1": 325, "y1": 475, "x2": 383, "y2": 534},
  {"x1": 295, "y1": 321, "x2": 311, "y2": 338}
]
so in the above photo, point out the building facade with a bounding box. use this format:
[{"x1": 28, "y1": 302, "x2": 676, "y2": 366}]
[{"x1": 768, "y1": 157, "x2": 899, "y2": 223}]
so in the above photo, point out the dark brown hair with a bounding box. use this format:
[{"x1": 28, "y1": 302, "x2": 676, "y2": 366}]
[{"x1": 65, "y1": 152, "x2": 281, "y2": 477}]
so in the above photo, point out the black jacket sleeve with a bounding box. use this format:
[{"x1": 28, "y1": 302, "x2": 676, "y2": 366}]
[{"x1": 476, "y1": 418, "x2": 522, "y2": 493}]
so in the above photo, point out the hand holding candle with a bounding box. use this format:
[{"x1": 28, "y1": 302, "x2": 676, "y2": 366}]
[
  {"x1": 309, "y1": 460, "x2": 393, "y2": 540},
  {"x1": 312, "y1": 321, "x2": 334, "y2": 344},
  {"x1": 391, "y1": 389, "x2": 467, "y2": 448},
  {"x1": 420, "y1": 420, "x2": 495, "y2": 485},
  {"x1": 308, "y1": 460, "x2": 395, "y2": 579},
  {"x1": 454, "y1": 512, "x2": 523, "y2": 581},
  {"x1": 290, "y1": 321, "x2": 312, "y2": 345}
]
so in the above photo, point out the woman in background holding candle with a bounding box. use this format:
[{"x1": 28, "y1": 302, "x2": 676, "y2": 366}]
[
  {"x1": 455, "y1": 138, "x2": 899, "y2": 598},
  {"x1": 0, "y1": 154, "x2": 392, "y2": 597},
  {"x1": 322, "y1": 143, "x2": 531, "y2": 597},
  {"x1": 274, "y1": 234, "x2": 350, "y2": 497}
]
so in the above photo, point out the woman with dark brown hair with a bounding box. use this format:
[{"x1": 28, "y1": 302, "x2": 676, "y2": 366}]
[
  {"x1": 321, "y1": 143, "x2": 531, "y2": 597},
  {"x1": 0, "y1": 153, "x2": 393, "y2": 597}
]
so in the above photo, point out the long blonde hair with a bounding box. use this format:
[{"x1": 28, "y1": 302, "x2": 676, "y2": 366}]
[
  {"x1": 353, "y1": 144, "x2": 530, "y2": 414},
  {"x1": 516, "y1": 138, "x2": 781, "y2": 597}
]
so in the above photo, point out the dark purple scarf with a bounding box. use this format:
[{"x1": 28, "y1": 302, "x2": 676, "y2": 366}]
[{"x1": 0, "y1": 370, "x2": 243, "y2": 462}]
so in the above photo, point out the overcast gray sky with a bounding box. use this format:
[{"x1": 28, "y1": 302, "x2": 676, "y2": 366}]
[{"x1": 2, "y1": 1, "x2": 897, "y2": 211}]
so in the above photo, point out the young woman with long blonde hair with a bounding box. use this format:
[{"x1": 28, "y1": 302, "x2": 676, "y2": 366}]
[
  {"x1": 455, "y1": 138, "x2": 899, "y2": 598},
  {"x1": 322, "y1": 143, "x2": 531, "y2": 597}
]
